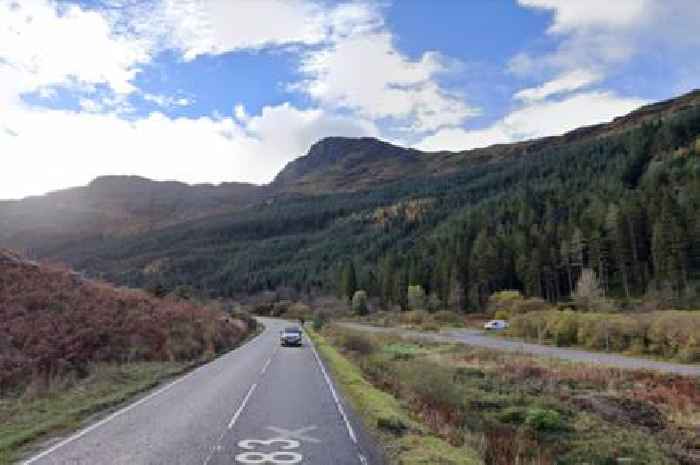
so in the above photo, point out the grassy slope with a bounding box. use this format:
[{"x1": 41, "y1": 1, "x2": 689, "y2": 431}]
[
  {"x1": 307, "y1": 327, "x2": 483, "y2": 465},
  {"x1": 0, "y1": 362, "x2": 186, "y2": 465}
]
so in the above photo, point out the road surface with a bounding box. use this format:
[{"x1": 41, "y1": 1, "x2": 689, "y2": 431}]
[
  {"x1": 22, "y1": 318, "x2": 379, "y2": 465},
  {"x1": 338, "y1": 322, "x2": 700, "y2": 377}
]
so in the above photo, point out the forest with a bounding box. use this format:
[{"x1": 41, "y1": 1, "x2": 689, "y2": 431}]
[{"x1": 40, "y1": 102, "x2": 700, "y2": 312}]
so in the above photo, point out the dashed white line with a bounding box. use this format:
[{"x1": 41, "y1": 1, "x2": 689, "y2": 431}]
[
  {"x1": 23, "y1": 328, "x2": 270, "y2": 465},
  {"x1": 228, "y1": 383, "x2": 258, "y2": 430},
  {"x1": 260, "y1": 357, "x2": 272, "y2": 375}
]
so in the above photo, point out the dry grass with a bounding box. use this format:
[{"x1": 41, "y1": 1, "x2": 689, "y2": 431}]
[{"x1": 321, "y1": 325, "x2": 700, "y2": 465}]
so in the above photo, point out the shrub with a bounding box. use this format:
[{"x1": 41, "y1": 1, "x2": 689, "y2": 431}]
[
  {"x1": 647, "y1": 311, "x2": 700, "y2": 362},
  {"x1": 524, "y1": 408, "x2": 563, "y2": 432},
  {"x1": 487, "y1": 290, "x2": 551, "y2": 319},
  {"x1": 426, "y1": 293, "x2": 442, "y2": 313},
  {"x1": 271, "y1": 300, "x2": 291, "y2": 316},
  {"x1": 407, "y1": 285, "x2": 427, "y2": 311},
  {"x1": 400, "y1": 310, "x2": 431, "y2": 326},
  {"x1": 548, "y1": 309, "x2": 579, "y2": 346},
  {"x1": 352, "y1": 290, "x2": 369, "y2": 316},
  {"x1": 433, "y1": 310, "x2": 462, "y2": 326},
  {"x1": 573, "y1": 269, "x2": 616, "y2": 312},
  {"x1": 286, "y1": 302, "x2": 312, "y2": 321},
  {"x1": 577, "y1": 313, "x2": 645, "y2": 352},
  {"x1": 508, "y1": 308, "x2": 700, "y2": 361},
  {"x1": 0, "y1": 253, "x2": 248, "y2": 393},
  {"x1": 312, "y1": 309, "x2": 330, "y2": 331},
  {"x1": 400, "y1": 362, "x2": 465, "y2": 424},
  {"x1": 339, "y1": 332, "x2": 375, "y2": 355}
]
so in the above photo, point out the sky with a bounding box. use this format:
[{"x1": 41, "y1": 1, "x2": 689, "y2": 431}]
[{"x1": 1, "y1": 0, "x2": 699, "y2": 200}]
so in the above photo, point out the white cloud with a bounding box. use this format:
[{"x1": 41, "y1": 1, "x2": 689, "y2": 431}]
[
  {"x1": 519, "y1": 0, "x2": 652, "y2": 34},
  {"x1": 140, "y1": 0, "x2": 327, "y2": 61},
  {"x1": 0, "y1": 0, "x2": 384, "y2": 200},
  {"x1": 0, "y1": 100, "x2": 377, "y2": 200},
  {"x1": 294, "y1": 4, "x2": 477, "y2": 132},
  {"x1": 514, "y1": 69, "x2": 602, "y2": 103},
  {"x1": 514, "y1": 0, "x2": 700, "y2": 76},
  {"x1": 0, "y1": 0, "x2": 149, "y2": 98},
  {"x1": 143, "y1": 93, "x2": 193, "y2": 108},
  {"x1": 417, "y1": 91, "x2": 647, "y2": 152}
]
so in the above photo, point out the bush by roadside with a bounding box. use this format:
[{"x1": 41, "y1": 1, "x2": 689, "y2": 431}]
[{"x1": 508, "y1": 310, "x2": 700, "y2": 362}]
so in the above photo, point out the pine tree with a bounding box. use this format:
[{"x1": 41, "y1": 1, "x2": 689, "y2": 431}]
[
  {"x1": 379, "y1": 255, "x2": 395, "y2": 308},
  {"x1": 341, "y1": 260, "x2": 357, "y2": 302},
  {"x1": 570, "y1": 227, "x2": 586, "y2": 275},
  {"x1": 560, "y1": 239, "x2": 574, "y2": 296}
]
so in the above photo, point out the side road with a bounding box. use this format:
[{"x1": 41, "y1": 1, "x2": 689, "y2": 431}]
[{"x1": 338, "y1": 322, "x2": 700, "y2": 377}]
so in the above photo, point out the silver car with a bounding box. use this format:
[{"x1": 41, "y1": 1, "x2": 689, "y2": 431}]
[{"x1": 280, "y1": 326, "x2": 303, "y2": 347}]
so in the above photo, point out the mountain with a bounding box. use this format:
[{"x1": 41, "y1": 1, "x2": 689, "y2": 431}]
[
  {"x1": 273, "y1": 89, "x2": 700, "y2": 194},
  {"x1": 272, "y1": 137, "x2": 427, "y2": 193},
  {"x1": 0, "y1": 175, "x2": 264, "y2": 252},
  {"x1": 2, "y1": 89, "x2": 700, "y2": 308}
]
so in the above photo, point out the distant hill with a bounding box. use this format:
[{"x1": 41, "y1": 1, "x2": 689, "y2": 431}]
[
  {"x1": 2, "y1": 89, "x2": 700, "y2": 308},
  {"x1": 0, "y1": 176, "x2": 265, "y2": 252}
]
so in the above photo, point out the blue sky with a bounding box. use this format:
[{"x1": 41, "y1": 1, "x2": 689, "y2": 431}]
[{"x1": 1, "y1": 0, "x2": 699, "y2": 199}]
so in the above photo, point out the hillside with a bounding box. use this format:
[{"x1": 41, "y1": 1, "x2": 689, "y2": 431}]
[
  {"x1": 2, "y1": 89, "x2": 700, "y2": 309},
  {"x1": 0, "y1": 176, "x2": 264, "y2": 252},
  {"x1": 0, "y1": 249, "x2": 250, "y2": 393},
  {"x1": 273, "y1": 89, "x2": 700, "y2": 194}
]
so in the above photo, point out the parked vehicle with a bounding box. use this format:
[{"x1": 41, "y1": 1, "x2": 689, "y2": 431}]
[
  {"x1": 483, "y1": 319, "x2": 509, "y2": 330},
  {"x1": 280, "y1": 326, "x2": 303, "y2": 346}
]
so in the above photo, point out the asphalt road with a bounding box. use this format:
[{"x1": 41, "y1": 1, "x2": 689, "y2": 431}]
[
  {"x1": 22, "y1": 318, "x2": 379, "y2": 465},
  {"x1": 339, "y1": 322, "x2": 700, "y2": 377}
]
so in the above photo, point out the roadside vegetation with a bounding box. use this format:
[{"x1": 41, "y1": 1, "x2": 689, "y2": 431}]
[
  {"x1": 307, "y1": 328, "x2": 482, "y2": 465},
  {"x1": 315, "y1": 324, "x2": 700, "y2": 465},
  {"x1": 486, "y1": 289, "x2": 700, "y2": 363},
  {"x1": 0, "y1": 249, "x2": 254, "y2": 463},
  {"x1": 0, "y1": 362, "x2": 186, "y2": 465}
]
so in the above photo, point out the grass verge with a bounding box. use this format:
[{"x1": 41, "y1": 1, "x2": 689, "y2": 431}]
[
  {"x1": 1, "y1": 323, "x2": 264, "y2": 465},
  {"x1": 0, "y1": 362, "x2": 187, "y2": 465},
  {"x1": 307, "y1": 327, "x2": 483, "y2": 465},
  {"x1": 315, "y1": 325, "x2": 699, "y2": 465}
]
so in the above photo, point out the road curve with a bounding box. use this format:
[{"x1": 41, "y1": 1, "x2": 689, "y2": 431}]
[
  {"x1": 338, "y1": 322, "x2": 700, "y2": 377},
  {"x1": 22, "y1": 318, "x2": 379, "y2": 465}
]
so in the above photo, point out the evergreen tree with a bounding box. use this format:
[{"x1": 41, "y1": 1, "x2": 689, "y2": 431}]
[{"x1": 341, "y1": 260, "x2": 357, "y2": 301}]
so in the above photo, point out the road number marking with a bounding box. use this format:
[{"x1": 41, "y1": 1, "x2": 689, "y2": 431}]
[
  {"x1": 235, "y1": 451, "x2": 303, "y2": 464},
  {"x1": 239, "y1": 439, "x2": 300, "y2": 450},
  {"x1": 265, "y1": 425, "x2": 320, "y2": 444},
  {"x1": 236, "y1": 435, "x2": 303, "y2": 464}
]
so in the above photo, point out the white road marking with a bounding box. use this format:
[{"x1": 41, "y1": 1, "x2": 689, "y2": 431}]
[
  {"x1": 359, "y1": 453, "x2": 369, "y2": 465},
  {"x1": 266, "y1": 426, "x2": 321, "y2": 444},
  {"x1": 23, "y1": 365, "x2": 198, "y2": 465},
  {"x1": 308, "y1": 336, "x2": 358, "y2": 445},
  {"x1": 228, "y1": 383, "x2": 258, "y2": 429},
  {"x1": 260, "y1": 357, "x2": 272, "y2": 375},
  {"x1": 23, "y1": 328, "x2": 269, "y2": 465}
]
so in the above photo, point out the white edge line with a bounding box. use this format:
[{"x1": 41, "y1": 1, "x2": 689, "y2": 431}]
[
  {"x1": 228, "y1": 383, "x2": 257, "y2": 430},
  {"x1": 22, "y1": 369, "x2": 196, "y2": 465},
  {"x1": 22, "y1": 326, "x2": 268, "y2": 465},
  {"x1": 308, "y1": 336, "x2": 358, "y2": 445}
]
